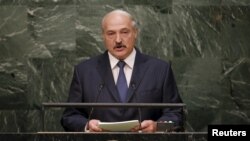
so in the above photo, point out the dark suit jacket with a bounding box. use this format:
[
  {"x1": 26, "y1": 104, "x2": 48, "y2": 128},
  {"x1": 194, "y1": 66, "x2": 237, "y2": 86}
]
[{"x1": 61, "y1": 49, "x2": 184, "y2": 131}]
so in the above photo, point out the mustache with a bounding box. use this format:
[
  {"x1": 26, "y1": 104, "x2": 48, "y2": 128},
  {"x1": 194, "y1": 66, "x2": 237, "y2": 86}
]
[{"x1": 114, "y1": 44, "x2": 126, "y2": 49}]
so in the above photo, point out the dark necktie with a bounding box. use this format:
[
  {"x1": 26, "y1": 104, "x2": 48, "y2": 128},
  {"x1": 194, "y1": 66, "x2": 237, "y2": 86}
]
[{"x1": 116, "y1": 61, "x2": 128, "y2": 102}]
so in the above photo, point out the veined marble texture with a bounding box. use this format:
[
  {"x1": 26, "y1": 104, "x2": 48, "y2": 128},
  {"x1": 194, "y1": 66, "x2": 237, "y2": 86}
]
[{"x1": 0, "y1": 0, "x2": 250, "y2": 132}]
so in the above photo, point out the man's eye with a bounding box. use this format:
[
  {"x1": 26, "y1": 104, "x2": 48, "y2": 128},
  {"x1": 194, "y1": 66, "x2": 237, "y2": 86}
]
[
  {"x1": 107, "y1": 32, "x2": 115, "y2": 36},
  {"x1": 122, "y1": 31, "x2": 129, "y2": 34}
]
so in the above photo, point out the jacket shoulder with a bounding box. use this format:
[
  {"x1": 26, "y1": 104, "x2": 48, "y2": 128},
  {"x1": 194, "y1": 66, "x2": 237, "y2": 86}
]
[
  {"x1": 142, "y1": 53, "x2": 171, "y2": 67},
  {"x1": 75, "y1": 54, "x2": 103, "y2": 68}
]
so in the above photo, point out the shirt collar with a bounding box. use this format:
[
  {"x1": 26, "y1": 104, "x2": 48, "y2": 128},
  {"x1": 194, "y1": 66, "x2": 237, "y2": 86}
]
[{"x1": 108, "y1": 48, "x2": 136, "y2": 69}]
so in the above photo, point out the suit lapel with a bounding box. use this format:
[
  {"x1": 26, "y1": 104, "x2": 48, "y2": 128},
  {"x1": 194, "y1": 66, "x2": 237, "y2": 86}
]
[
  {"x1": 126, "y1": 50, "x2": 149, "y2": 102},
  {"x1": 96, "y1": 51, "x2": 121, "y2": 102}
]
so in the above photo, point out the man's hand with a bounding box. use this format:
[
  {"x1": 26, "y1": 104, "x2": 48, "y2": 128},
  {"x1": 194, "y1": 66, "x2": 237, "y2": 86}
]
[
  {"x1": 131, "y1": 120, "x2": 157, "y2": 133},
  {"x1": 87, "y1": 119, "x2": 102, "y2": 132}
]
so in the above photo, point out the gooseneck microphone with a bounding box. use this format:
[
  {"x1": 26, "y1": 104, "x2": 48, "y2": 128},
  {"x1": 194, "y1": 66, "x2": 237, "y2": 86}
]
[
  {"x1": 86, "y1": 82, "x2": 104, "y2": 130},
  {"x1": 131, "y1": 82, "x2": 142, "y2": 132}
]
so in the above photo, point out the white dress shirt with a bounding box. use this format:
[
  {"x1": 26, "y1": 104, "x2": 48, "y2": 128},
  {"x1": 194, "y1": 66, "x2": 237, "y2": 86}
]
[{"x1": 108, "y1": 48, "x2": 136, "y2": 87}]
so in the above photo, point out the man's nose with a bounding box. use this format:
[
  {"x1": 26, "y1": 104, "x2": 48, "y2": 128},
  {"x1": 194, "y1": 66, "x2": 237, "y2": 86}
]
[{"x1": 115, "y1": 34, "x2": 122, "y2": 43}]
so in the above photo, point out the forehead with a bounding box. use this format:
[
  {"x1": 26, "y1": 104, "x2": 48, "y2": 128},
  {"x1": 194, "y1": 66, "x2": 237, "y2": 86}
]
[{"x1": 103, "y1": 13, "x2": 133, "y2": 31}]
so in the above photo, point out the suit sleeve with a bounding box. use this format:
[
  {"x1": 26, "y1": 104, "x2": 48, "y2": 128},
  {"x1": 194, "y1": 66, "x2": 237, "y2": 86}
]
[
  {"x1": 157, "y1": 64, "x2": 184, "y2": 130},
  {"x1": 61, "y1": 66, "x2": 88, "y2": 131}
]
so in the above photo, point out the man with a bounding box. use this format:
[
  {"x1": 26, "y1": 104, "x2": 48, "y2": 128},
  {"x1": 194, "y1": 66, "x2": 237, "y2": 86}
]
[{"x1": 61, "y1": 9, "x2": 184, "y2": 132}]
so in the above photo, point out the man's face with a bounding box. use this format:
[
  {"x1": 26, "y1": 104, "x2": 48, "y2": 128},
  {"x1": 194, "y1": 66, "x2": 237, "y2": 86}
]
[{"x1": 102, "y1": 13, "x2": 138, "y2": 60}]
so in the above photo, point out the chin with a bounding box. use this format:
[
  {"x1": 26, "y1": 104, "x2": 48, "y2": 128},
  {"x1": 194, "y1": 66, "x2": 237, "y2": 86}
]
[{"x1": 116, "y1": 55, "x2": 126, "y2": 60}]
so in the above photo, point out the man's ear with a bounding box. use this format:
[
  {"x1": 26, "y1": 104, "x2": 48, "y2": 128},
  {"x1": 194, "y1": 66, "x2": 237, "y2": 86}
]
[{"x1": 134, "y1": 28, "x2": 139, "y2": 38}]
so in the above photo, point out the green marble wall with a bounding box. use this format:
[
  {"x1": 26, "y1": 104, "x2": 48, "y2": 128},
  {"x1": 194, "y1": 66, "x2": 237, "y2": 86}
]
[{"x1": 0, "y1": 0, "x2": 249, "y2": 132}]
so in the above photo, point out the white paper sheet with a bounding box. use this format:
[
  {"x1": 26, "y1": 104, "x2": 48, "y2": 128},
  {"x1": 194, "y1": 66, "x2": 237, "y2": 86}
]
[{"x1": 98, "y1": 120, "x2": 139, "y2": 132}]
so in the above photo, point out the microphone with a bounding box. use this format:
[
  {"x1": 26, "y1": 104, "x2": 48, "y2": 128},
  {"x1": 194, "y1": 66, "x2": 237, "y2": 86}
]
[
  {"x1": 86, "y1": 82, "x2": 104, "y2": 130},
  {"x1": 131, "y1": 81, "x2": 142, "y2": 132}
]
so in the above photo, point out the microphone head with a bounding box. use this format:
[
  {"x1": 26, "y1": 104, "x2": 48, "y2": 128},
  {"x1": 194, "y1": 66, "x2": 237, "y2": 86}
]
[
  {"x1": 131, "y1": 81, "x2": 136, "y2": 89},
  {"x1": 98, "y1": 82, "x2": 105, "y2": 90}
]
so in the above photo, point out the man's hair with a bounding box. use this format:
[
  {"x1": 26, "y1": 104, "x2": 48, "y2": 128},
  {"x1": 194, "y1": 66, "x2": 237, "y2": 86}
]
[{"x1": 101, "y1": 9, "x2": 137, "y2": 32}]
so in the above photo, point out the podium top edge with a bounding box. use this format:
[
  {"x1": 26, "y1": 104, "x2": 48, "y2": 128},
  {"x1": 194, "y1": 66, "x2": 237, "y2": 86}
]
[{"x1": 42, "y1": 103, "x2": 186, "y2": 108}]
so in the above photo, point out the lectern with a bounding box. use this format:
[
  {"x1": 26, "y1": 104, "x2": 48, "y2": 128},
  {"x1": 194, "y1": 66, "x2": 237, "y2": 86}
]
[{"x1": 0, "y1": 103, "x2": 208, "y2": 141}]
